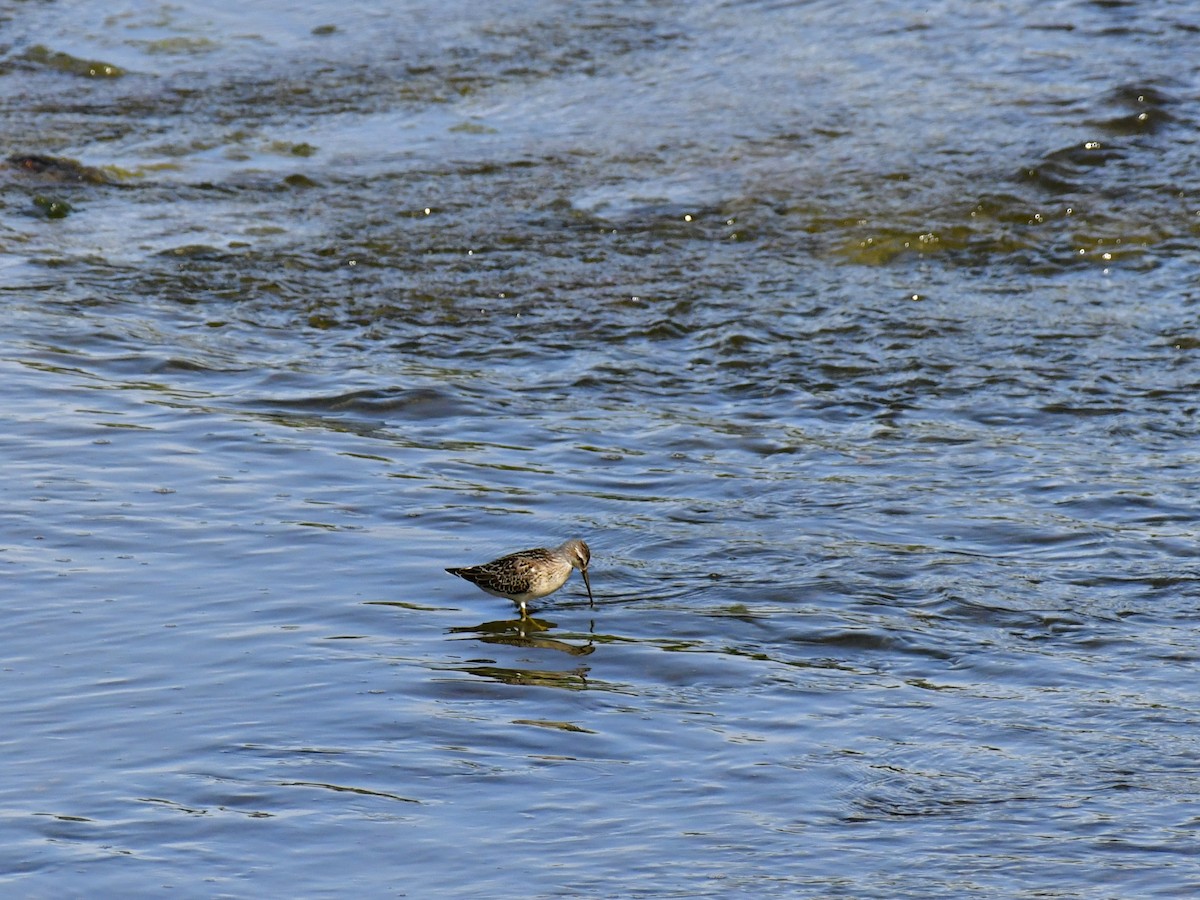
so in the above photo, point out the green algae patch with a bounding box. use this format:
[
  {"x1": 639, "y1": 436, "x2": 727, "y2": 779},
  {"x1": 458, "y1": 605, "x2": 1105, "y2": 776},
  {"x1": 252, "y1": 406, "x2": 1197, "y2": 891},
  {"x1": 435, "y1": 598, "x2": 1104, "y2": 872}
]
[
  {"x1": 161, "y1": 244, "x2": 228, "y2": 260},
  {"x1": 132, "y1": 37, "x2": 218, "y2": 56},
  {"x1": 1070, "y1": 230, "x2": 1157, "y2": 264},
  {"x1": 23, "y1": 45, "x2": 124, "y2": 78},
  {"x1": 32, "y1": 195, "x2": 72, "y2": 218},
  {"x1": 450, "y1": 121, "x2": 497, "y2": 135},
  {"x1": 267, "y1": 141, "x2": 318, "y2": 157},
  {"x1": 833, "y1": 226, "x2": 977, "y2": 265}
]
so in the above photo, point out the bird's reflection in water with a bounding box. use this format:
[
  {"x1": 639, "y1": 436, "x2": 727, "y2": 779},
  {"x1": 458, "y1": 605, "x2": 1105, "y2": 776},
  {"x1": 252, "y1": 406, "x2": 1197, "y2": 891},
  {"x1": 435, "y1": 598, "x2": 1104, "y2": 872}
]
[
  {"x1": 445, "y1": 616, "x2": 598, "y2": 689},
  {"x1": 448, "y1": 616, "x2": 596, "y2": 657},
  {"x1": 456, "y1": 661, "x2": 591, "y2": 690}
]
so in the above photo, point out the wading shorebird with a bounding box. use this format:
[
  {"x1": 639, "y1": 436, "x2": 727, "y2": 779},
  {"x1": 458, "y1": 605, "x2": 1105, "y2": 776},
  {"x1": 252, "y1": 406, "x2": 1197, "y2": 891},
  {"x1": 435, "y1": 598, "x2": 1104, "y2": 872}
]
[{"x1": 445, "y1": 538, "x2": 594, "y2": 618}]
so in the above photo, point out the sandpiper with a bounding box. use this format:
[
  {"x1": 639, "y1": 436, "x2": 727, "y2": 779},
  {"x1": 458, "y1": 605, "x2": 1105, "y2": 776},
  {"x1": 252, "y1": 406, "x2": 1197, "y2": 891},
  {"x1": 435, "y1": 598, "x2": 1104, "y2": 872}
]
[{"x1": 445, "y1": 538, "x2": 594, "y2": 618}]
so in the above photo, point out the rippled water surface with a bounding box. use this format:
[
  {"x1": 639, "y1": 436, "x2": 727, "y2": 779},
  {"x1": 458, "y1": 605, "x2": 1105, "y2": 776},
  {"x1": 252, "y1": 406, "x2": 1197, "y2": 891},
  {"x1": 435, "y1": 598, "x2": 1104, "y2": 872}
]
[{"x1": 3, "y1": 0, "x2": 1200, "y2": 896}]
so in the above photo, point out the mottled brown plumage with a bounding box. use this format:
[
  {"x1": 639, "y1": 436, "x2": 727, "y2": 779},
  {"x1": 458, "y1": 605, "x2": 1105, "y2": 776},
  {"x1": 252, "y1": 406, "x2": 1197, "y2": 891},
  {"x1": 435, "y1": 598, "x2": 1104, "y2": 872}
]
[{"x1": 446, "y1": 538, "x2": 594, "y2": 617}]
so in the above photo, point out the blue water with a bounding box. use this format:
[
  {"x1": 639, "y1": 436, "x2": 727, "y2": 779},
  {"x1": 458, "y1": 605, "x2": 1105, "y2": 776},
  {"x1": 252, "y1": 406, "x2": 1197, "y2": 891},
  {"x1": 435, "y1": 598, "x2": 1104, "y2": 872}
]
[{"x1": 3, "y1": 0, "x2": 1200, "y2": 896}]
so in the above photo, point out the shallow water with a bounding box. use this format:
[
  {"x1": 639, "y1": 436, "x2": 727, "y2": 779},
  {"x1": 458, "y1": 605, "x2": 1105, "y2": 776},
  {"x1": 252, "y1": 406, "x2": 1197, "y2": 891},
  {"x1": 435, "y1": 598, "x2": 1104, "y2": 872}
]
[{"x1": 3, "y1": 0, "x2": 1200, "y2": 896}]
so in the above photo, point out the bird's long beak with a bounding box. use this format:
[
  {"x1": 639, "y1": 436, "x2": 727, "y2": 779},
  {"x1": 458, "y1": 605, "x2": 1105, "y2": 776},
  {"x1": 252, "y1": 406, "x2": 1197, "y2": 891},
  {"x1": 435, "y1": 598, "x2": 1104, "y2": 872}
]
[{"x1": 580, "y1": 567, "x2": 595, "y2": 608}]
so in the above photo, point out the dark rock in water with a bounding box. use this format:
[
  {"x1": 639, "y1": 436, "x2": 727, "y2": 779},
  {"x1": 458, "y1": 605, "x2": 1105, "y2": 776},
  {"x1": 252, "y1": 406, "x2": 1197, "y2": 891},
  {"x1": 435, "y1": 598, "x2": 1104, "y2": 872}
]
[{"x1": 7, "y1": 154, "x2": 112, "y2": 184}]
